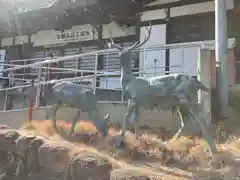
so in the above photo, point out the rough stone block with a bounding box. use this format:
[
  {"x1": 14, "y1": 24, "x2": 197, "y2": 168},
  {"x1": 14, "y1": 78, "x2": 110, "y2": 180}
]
[
  {"x1": 27, "y1": 137, "x2": 45, "y2": 171},
  {"x1": 110, "y1": 169, "x2": 151, "y2": 180},
  {"x1": 68, "y1": 152, "x2": 112, "y2": 180},
  {"x1": 0, "y1": 129, "x2": 20, "y2": 153},
  {"x1": 38, "y1": 142, "x2": 70, "y2": 174},
  {"x1": 16, "y1": 135, "x2": 36, "y2": 153}
]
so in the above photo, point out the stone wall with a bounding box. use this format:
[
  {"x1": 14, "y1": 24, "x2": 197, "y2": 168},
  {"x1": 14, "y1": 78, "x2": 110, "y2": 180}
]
[{"x1": 0, "y1": 102, "x2": 204, "y2": 134}]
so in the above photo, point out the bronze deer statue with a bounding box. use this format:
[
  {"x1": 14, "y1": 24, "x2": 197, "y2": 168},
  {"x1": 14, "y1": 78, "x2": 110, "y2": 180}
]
[
  {"x1": 45, "y1": 81, "x2": 110, "y2": 137},
  {"x1": 107, "y1": 22, "x2": 216, "y2": 155}
]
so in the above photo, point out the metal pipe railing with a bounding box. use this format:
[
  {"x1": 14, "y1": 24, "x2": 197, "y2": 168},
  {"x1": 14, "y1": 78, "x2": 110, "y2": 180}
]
[
  {"x1": 0, "y1": 68, "x2": 197, "y2": 92},
  {"x1": 0, "y1": 76, "x2": 28, "y2": 81},
  {"x1": 7, "y1": 41, "x2": 213, "y2": 64},
  {"x1": 0, "y1": 74, "x2": 98, "y2": 92},
  {"x1": 1, "y1": 41, "x2": 210, "y2": 73},
  {"x1": 0, "y1": 62, "x2": 183, "y2": 74},
  {"x1": 0, "y1": 41, "x2": 205, "y2": 111},
  {"x1": 0, "y1": 49, "x2": 111, "y2": 74},
  {"x1": 0, "y1": 66, "x2": 196, "y2": 112}
]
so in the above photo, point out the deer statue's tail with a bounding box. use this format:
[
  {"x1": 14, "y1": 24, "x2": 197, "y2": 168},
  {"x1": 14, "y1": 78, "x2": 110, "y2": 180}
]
[{"x1": 196, "y1": 80, "x2": 210, "y2": 92}]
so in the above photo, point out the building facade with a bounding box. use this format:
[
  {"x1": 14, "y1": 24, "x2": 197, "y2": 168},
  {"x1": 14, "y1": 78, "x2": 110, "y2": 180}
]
[{"x1": 0, "y1": 0, "x2": 238, "y2": 89}]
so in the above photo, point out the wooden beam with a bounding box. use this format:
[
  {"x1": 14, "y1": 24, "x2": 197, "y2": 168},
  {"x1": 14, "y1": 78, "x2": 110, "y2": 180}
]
[{"x1": 143, "y1": 0, "x2": 213, "y2": 11}]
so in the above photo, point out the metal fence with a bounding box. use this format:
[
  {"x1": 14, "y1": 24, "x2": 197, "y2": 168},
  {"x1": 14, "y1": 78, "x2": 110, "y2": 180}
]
[{"x1": 0, "y1": 41, "x2": 214, "y2": 111}]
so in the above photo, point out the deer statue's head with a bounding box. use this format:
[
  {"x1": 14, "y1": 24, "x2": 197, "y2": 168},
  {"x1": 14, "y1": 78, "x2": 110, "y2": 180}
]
[
  {"x1": 107, "y1": 22, "x2": 152, "y2": 58},
  {"x1": 93, "y1": 113, "x2": 110, "y2": 138}
]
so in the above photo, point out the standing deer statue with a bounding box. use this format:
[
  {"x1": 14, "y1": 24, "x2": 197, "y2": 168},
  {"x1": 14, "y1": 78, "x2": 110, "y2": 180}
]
[
  {"x1": 45, "y1": 81, "x2": 110, "y2": 137},
  {"x1": 107, "y1": 23, "x2": 216, "y2": 155}
]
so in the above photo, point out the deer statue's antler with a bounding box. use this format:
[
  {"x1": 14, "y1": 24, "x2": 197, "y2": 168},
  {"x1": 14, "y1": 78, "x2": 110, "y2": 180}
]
[
  {"x1": 127, "y1": 22, "x2": 152, "y2": 51},
  {"x1": 108, "y1": 28, "x2": 114, "y2": 45},
  {"x1": 107, "y1": 28, "x2": 122, "y2": 50}
]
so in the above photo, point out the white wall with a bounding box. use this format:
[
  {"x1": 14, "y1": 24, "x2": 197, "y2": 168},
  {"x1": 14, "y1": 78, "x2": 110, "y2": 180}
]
[
  {"x1": 102, "y1": 21, "x2": 136, "y2": 39},
  {"x1": 1, "y1": 37, "x2": 13, "y2": 47},
  {"x1": 1, "y1": 35, "x2": 28, "y2": 46},
  {"x1": 15, "y1": 35, "x2": 28, "y2": 45},
  {"x1": 169, "y1": 47, "x2": 199, "y2": 76},
  {"x1": 170, "y1": 38, "x2": 236, "y2": 76},
  {"x1": 141, "y1": 9, "x2": 167, "y2": 21},
  {"x1": 99, "y1": 77, "x2": 121, "y2": 89},
  {"x1": 139, "y1": 24, "x2": 166, "y2": 77}
]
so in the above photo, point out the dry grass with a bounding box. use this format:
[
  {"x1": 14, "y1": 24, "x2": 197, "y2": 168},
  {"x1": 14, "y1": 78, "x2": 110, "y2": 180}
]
[
  {"x1": 13, "y1": 85, "x2": 240, "y2": 179},
  {"x1": 19, "y1": 119, "x2": 240, "y2": 179}
]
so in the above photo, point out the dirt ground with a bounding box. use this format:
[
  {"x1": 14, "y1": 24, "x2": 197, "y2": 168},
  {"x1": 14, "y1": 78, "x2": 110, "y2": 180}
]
[{"x1": 19, "y1": 116, "x2": 240, "y2": 180}]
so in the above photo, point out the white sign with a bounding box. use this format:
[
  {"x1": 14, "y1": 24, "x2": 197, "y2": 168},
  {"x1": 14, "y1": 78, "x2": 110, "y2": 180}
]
[{"x1": 56, "y1": 29, "x2": 94, "y2": 42}]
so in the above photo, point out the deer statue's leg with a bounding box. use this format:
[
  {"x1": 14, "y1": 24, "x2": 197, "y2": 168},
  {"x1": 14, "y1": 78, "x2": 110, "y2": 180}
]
[
  {"x1": 171, "y1": 106, "x2": 185, "y2": 141},
  {"x1": 188, "y1": 107, "x2": 216, "y2": 156},
  {"x1": 171, "y1": 105, "x2": 192, "y2": 141},
  {"x1": 120, "y1": 109, "x2": 134, "y2": 136},
  {"x1": 120, "y1": 99, "x2": 135, "y2": 137},
  {"x1": 45, "y1": 106, "x2": 54, "y2": 119},
  {"x1": 51, "y1": 102, "x2": 61, "y2": 131},
  {"x1": 132, "y1": 106, "x2": 140, "y2": 138},
  {"x1": 171, "y1": 106, "x2": 176, "y2": 116},
  {"x1": 170, "y1": 92, "x2": 193, "y2": 140},
  {"x1": 112, "y1": 100, "x2": 135, "y2": 148},
  {"x1": 69, "y1": 109, "x2": 81, "y2": 136}
]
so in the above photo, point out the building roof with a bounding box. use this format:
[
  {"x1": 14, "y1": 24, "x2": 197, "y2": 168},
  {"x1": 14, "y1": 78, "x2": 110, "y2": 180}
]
[
  {"x1": 0, "y1": 0, "x2": 98, "y2": 13},
  {"x1": 0, "y1": 0, "x2": 183, "y2": 37},
  {"x1": 10, "y1": 0, "x2": 58, "y2": 12},
  {"x1": 0, "y1": 0, "x2": 100, "y2": 37}
]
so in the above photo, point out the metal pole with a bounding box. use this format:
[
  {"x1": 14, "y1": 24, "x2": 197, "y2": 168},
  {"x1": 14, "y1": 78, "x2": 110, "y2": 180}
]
[
  {"x1": 4, "y1": 90, "x2": 8, "y2": 111},
  {"x1": 215, "y1": 0, "x2": 228, "y2": 117},
  {"x1": 143, "y1": 47, "x2": 146, "y2": 76},
  {"x1": 24, "y1": 59, "x2": 26, "y2": 73},
  {"x1": 75, "y1": 57, "x2": 78, "y2": 77},
  {"x1": 35, "y1": 66, "x2": 42, "y2": 108},
  {"x1": 28, "y1": 79, "x2": 35, "y2": 124},
  {"x1": 181, "y1": 47, "x2": 185, "y2": 74},
  {"x1": 93, "y1": 53, "x2": 98, "y2": 94},
  {"x1": 106, "y1": 53, "x2": 109, "y2": 89}
]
